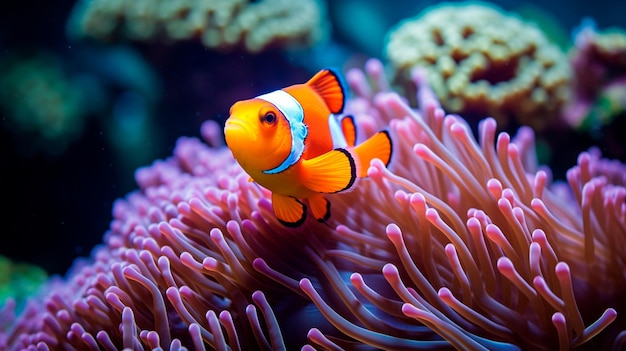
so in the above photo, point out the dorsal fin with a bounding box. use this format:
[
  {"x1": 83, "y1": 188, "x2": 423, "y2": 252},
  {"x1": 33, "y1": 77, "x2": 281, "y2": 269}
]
[
  {"x1": 306, "y1": 69, "x2": 345, "y2": 114},
  {"x1": 341, "y1": 115, "x2": 357, "y2": 147}
]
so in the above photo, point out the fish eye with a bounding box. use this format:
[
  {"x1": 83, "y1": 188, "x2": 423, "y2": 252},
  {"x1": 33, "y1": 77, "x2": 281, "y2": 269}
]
[{"x1": 260, "y1": 111, "x2": 277, "y2": 125}]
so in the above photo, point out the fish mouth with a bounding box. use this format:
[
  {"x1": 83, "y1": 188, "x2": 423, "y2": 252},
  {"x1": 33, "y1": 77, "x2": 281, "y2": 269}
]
[{"x1": 224, "y1": 117, "x2": 256, "y2": 144}]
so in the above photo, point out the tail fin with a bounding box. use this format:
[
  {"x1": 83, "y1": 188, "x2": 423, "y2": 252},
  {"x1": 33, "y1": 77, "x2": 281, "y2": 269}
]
[{"x1": 351, "y1": 131, "x2": 392, "y2": 178}]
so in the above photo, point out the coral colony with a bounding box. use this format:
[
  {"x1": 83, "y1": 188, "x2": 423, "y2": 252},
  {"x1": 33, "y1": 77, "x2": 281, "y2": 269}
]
[
  {"x1": 385, "y1": 3, "x2": 571, "y2": 131},
  {"x1": 2, "y1": 58, "x2": 625, "y2": 350},
  {"x1": 564, "y1": 21, "x2": 626, "y2": 130},
  {"x1": 66, "y1": 0, "x2": 325, "y2": 52},
  {"x1": 0, "y1": 53, "x2": 89, "y2": 155}
]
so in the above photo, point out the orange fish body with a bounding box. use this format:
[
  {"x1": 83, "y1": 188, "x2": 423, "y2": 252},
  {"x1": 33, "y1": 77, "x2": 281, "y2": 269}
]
[{"x1": 225, "y1": 69, "x2": 392, "y2": 226}]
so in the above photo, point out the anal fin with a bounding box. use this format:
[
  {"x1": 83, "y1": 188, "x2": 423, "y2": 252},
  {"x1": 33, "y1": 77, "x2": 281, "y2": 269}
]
[
  {"x1": 308, "y1": 194, "x2": 331, "y2": 222},
  {"x1": 272, "y1": 193, "x2": 306, "y2": 227}
]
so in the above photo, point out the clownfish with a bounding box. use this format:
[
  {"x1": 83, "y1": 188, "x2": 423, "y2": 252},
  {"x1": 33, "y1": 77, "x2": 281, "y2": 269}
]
[{"x1": 224, "y1": 69, "x2": 392, "y2": 227}]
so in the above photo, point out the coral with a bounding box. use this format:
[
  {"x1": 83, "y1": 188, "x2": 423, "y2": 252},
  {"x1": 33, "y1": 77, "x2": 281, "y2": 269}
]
[
  {"x1": 66, "y1": 0, "x2": 326, "y2": 53},
  {"x1": 2, "y1": 59, "x2": 626, "y2": 350},
  {"x1": 0, "y1": 53, "x2": 89, "y2": 155},
  {"x1": 564, "y1": 21, "x2": 626, "y2": 130},
  {"x1": 0, "y1": 255, "x2": 47, "y2": 312},
  {"x1": 384, "y1": 2, "x2": 571, "y2": 131}
]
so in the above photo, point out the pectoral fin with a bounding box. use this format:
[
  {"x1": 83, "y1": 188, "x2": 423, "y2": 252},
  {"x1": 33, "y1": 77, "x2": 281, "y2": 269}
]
[
  {"x1": 300, "y1": 148, "x2": 358, "y2": 193},
  {"x1": 272, "y1": 193, "x2": 306, "y2": 227}
]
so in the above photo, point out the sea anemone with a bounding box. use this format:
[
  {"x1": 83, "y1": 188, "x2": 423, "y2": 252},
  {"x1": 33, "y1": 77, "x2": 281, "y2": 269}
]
[{"x1": 2, "y1": 59, "x2": 624, "y2": 350}]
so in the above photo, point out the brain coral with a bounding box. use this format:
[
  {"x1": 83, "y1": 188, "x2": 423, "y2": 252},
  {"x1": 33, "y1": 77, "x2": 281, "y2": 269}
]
[
  {"x1": 385, "y1": 2, "x2": 571, "y2": 131},
  {"x1": 66, "y1": 0, "x2": 326, "y2": 53}
]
